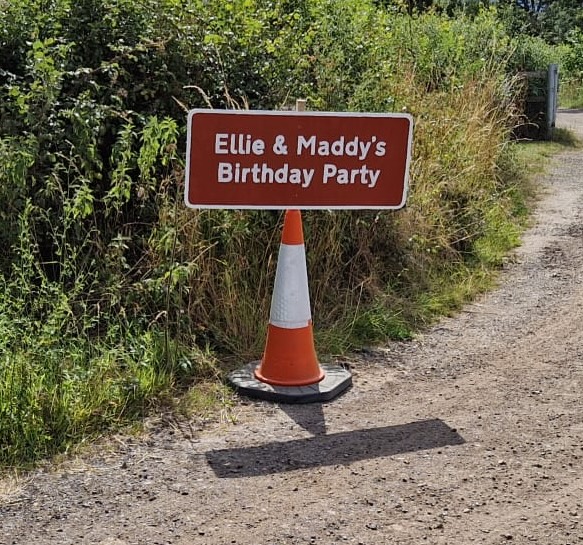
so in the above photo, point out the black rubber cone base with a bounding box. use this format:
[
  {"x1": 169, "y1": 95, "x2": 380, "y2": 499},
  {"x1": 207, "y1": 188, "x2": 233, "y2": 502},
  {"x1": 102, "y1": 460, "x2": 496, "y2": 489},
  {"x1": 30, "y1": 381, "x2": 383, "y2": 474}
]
[{"x1": 228, "y1": 362, "x2": 352, "y2": 404}]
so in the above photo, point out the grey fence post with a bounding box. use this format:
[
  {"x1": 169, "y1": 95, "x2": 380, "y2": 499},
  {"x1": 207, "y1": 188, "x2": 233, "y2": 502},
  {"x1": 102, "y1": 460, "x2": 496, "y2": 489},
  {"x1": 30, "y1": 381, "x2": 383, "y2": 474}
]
[{"x1": 546, "y1": 64, "x2": 559, "y2": 139}]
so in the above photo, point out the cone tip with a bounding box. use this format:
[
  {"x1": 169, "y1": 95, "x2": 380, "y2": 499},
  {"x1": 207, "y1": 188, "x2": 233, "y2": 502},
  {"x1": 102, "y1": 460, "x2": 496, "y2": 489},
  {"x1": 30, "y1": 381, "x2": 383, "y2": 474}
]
[{"x1": 281, "y1": 209, "x2": 304, "y2": 245}]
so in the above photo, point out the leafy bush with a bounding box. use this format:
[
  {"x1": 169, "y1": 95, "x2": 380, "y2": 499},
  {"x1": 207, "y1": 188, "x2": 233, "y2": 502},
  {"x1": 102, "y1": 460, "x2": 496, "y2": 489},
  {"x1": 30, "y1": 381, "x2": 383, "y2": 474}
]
[
  {"x1": 558, "y1": 31, "x2": 583, "y2": 107},
  {"x1": 506, "y1": 33, "x2": 560, "y2": 73}
]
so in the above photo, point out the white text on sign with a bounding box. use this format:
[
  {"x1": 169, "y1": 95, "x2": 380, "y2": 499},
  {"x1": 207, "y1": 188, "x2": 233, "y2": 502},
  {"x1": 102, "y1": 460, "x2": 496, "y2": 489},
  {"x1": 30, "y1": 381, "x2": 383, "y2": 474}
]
[
  {"x1": 215, "y1": 133, "x2": 386, "y2": 189},
  {"x1": 217, "y1": 163, "x2": 380, "y2": 188}
]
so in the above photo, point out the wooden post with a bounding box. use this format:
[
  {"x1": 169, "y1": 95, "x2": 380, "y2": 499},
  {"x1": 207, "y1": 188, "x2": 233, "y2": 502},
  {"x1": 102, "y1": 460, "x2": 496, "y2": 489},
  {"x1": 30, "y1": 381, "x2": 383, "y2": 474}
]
[{"x1": 295, "y1": 99, "x2": 306, "y2": 112}]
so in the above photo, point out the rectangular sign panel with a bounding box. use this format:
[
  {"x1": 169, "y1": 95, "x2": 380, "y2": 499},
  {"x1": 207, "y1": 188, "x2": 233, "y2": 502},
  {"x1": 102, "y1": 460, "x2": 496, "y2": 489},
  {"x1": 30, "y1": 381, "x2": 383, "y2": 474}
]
[{"x1": 185, "y1": 110, "x2": 413, "y2": 210}]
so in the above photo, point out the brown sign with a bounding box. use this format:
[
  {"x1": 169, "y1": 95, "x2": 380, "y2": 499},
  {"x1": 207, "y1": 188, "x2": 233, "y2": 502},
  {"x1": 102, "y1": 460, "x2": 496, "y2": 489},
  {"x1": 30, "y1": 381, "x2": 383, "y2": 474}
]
[{"x1": 185, "y1": 110, "x2": 413, "y2": 209}]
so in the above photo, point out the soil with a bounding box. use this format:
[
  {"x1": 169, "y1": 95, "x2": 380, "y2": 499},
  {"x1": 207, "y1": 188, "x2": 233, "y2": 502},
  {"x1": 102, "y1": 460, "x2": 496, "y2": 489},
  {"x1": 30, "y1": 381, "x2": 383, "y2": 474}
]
[{"x1": 2, "y1": 110, "x2": 583, "y2": 545}]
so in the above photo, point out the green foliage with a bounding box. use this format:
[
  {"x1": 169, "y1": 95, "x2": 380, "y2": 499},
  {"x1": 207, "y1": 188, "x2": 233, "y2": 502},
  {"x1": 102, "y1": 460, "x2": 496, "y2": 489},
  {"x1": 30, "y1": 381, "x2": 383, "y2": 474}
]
[
  {"x1": 562, "y1": 30, "x2": 583, "y2": 78},
  {"x1": 558, "y1": 31, "x2": 583, "y2": 107},
  {"x1": 506, "y1": 33, "x2": 561, "y2": 72},
  {"x1": 538, "y1": 0, "x2": 583, "y2": 44},
  {"x1": 496, "y1": 0, "x2": 583, "y2": 45}
]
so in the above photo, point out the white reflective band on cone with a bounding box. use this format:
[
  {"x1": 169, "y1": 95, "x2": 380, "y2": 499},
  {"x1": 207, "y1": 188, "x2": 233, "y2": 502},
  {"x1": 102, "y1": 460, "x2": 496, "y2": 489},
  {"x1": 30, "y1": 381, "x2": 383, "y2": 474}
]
[{"x1": 269, "y1": 243, "x2": 312, "y2": 329}]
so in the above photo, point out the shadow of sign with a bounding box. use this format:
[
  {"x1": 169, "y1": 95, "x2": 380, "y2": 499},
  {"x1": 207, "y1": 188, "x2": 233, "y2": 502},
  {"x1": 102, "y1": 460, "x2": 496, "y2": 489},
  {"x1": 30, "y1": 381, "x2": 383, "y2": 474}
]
[{"x1": 206, "y1": 419, "x2": 464, "y2": 478}]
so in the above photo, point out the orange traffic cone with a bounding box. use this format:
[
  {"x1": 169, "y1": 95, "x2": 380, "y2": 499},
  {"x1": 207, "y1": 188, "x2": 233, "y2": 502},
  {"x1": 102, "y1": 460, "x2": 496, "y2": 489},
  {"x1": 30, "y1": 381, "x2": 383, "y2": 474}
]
[{"x1": 254, "y1": 210, "x2": 326, "y2": 387}]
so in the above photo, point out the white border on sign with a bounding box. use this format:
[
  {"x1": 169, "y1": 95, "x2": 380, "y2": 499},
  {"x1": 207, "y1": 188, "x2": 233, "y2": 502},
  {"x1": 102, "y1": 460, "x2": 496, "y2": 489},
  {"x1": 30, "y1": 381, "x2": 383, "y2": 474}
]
[{"x1": 184, "y1": 109, "x2": 414, "y2": 210}]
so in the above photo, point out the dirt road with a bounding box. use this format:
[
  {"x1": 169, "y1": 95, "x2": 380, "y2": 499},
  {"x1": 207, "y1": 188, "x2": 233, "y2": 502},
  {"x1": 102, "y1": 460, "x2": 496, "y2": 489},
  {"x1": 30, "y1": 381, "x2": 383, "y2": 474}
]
[{"x1": 1, "y1": 111, "x2": 583, "y2": 545}]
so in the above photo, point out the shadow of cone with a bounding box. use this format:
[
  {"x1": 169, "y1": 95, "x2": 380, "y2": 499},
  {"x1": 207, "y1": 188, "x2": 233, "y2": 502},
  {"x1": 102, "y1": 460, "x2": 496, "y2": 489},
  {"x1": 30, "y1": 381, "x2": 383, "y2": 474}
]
[{"x1": 255, "y1": 210, "x2": 325, "y2": 386}]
